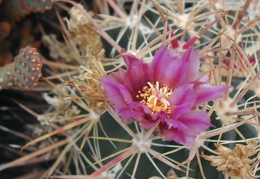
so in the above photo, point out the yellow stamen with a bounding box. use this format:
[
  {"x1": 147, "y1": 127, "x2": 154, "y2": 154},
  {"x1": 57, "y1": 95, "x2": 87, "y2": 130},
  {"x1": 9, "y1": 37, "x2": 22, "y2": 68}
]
[{"x1": 137, "y1": 81, "x2": 172, "y2": 114}]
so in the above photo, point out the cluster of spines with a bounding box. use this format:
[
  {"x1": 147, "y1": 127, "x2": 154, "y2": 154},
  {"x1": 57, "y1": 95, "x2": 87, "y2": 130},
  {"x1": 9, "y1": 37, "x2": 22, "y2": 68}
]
[
  {"x1": 0, "y1": 0, "x2": 55, "y2": 22},
  {"x1": 0, "y1": 46, "x2": 42, "y2": 90}
]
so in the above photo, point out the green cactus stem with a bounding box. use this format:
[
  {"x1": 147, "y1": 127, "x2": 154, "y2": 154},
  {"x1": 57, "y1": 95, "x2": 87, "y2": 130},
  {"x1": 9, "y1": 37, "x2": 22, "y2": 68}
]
[{"x1": 0, "y1": 46, "x2": 42, "y2": 90}]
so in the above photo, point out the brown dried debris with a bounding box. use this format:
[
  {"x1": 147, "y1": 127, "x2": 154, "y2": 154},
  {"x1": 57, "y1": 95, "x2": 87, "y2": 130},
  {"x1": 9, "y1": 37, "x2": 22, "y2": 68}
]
[
  {"x1": 63, "y1": 50, "x2": 107, "y2": 114},
  {"x1": 64, "y1": 4, "x2": 103, "y2": 56},
  {"x1": 202, "y1": 140, "x2": 259, "y2": 179}
]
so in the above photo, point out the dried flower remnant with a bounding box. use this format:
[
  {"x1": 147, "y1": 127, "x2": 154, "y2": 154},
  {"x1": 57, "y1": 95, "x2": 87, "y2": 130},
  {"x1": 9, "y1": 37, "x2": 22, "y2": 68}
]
[
  {"x1": 42, "y1": 34, "x2": 78, "y2": 64},
  {"x1": 65, "y1": 66, "x2": 106, "y2": 114},
  {"x1": 37, "y1": 85, "x2": 81, "y2": 125},
  {"x1": 102, "y1": 43, "x2": 227, "y2": 145},
  {"x1": 166, "y1": 169, "x2": 188, "y2": 179},
  {"x1": 214, "y1": 97, "x2": 238, "y2": 125},
  {"x1": 64, "y1": 4, "x2": 102, "y2": 56},
  {"x1": 202, "y1": 140, "x2": 259, "y2": 179},
  {"x1": 64, "y1": 49, "x2": 107, "y2": 114}
]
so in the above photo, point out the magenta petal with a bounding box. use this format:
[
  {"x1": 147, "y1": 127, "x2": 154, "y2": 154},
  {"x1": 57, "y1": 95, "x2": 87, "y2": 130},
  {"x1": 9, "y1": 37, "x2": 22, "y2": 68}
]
[
  {"x1": 177, "y1": 111, "x2": 212, "y2": 129},
  {"x1": 151, "y1": 45, "x2": 181, "y2": 84},
  {"x1": 122, "y1": 54, "x2": 153, "y2": 94},
  {"x1": 150, "y1": 45, "x2": 172, "y2": 72},
  {"x1": 182, "y1": 48, "x2": 200, "y2": 74},
  {"x1": 140, "y1": 121, "x2": 155, "y2": 129},
  {"x1": 129, "y1": 102, "x2": 151, "y2": 115},
  {"x1": 117, "y1": 102, "x2": 150, "y2": 124},
  {"x1": 191, "y1": 72, "x2": 209, "y2": 86},
  {"x1": 161, "y1": 111, "x2": 212, "y2": 144},
  {"x1": 195, "y1": 84, "x2": 228, "y2": 105},
  {"x1": 180, "y1": 48, "x2": 209, "y2": 84},
  {"x1": 169, "y1": 84, "x2": 197, "y2": 119},
  {"x1": 160, "y1": 125, "x2": 193, "y2": 145},
  {"x1": 160, "y1": 120, "x2": 187, "y2": 143},
  {"x1": 109, "y1": 68, "x2": 126, "y2": 84},
  {"x1": 150, "y1": 46, "x2": 205, "y2": 88},
  {"x1": 139, "y1": 110, "x2": 167, "y2": 129},
  {"x1": 102, "y1": 76, "x2": 133, "y2": 107},
  {"x1": 121, "y1": 48, "x2": 141, "y2": 67},
  {"x1": 139, "y1": 118, "x2": 158, "y2": 129},
  {"x1": 161, "y1": 57, "x2": 188, "y2": 88},
  {"x1": 137, "y1": 111, "x2": 168, "y2": 129}
]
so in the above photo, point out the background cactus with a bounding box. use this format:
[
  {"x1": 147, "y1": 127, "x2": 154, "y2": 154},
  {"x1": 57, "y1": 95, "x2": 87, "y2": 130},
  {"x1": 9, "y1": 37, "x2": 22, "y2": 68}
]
[
  {"x1": 0, "y1": 46, "x2": 42, "y2": 90},
  {"x1": 0, "y1": 0, "x2": 54, "y2": 22},
  {"x1": 0, "y1": 21, "x2": 11, "y2": 41},
  {"x1": 0, "y1": 0, "x2": 55, "y2": 67}
]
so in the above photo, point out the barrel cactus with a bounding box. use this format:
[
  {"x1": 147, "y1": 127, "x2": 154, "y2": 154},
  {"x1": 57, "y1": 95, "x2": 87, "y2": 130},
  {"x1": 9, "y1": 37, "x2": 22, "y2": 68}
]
[{"x1": 1, "y1": 0, "x2": 260, "y2": 179}]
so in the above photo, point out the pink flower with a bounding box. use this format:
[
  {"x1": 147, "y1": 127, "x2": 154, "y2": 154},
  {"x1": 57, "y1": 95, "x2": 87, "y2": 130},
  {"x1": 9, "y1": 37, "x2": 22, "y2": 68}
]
[{"x1": 101, "y1": 44, "x2": 227, "y2": 145}]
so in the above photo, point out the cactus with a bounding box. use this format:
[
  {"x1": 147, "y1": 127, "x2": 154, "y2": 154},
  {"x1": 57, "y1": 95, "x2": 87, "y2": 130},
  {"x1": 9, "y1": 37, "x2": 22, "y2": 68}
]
[
  {"x1": 0, "y1": 21, "x2": 11, "y2": 41},
  {"x1": 0, "y1": 46, "x2": 42, "y2": 90},
  {"x1": 2, "y1": 0, "x2": 260, "y2": 179},
  {"x1": 0, "y1": 0, "x2": 54, "y2": 22}
]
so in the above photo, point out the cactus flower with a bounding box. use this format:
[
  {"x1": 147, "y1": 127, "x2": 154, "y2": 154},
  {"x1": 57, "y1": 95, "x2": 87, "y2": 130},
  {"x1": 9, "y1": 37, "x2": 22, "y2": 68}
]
[{"x1": 102, "y1": 44, "x2": 227, "y2": 145}]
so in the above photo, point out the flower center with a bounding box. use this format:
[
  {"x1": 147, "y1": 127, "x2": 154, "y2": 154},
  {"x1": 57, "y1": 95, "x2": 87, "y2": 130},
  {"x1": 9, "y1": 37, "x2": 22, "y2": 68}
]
[{"x1": 136, "y1": 81, "x2": 172, "y2": 114}]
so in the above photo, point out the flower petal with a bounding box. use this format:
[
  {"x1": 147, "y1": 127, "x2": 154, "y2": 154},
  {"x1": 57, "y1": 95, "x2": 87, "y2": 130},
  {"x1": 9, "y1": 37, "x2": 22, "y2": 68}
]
[
  {"x1": 101, "y1": 74, "x2": 133, "y2": 108},
  {"x1": 116, "y1": 102, "x2": 150, "y2": 124},
  {"x1": 159, "y1": 120, "x2": 187, "y2": 143},
  {"x1": 169, "y1": 84, "x2": 197, "y2": 119},
  {"x1": 150, "y1": 45, "x2": 184, "y2": 86},
  {"x1": 150, "y1": 46, "x2": 206, "y2": 88},
  {"x1": 150, "y1": 45, "x2": 174, "y2": 73},
  {"x1": 180, "y1": 48, "x2": 208, "y2": 85},
  {"x1": 122, "y1": 53, "x2": 153, "y2": 95},
  {"x1": 195, "y1": 84, "x2": 228, "y2": 105},
  {"x1": 108, "y1": 68, "x2": 126, "y2": 84},
  {"x1": 162, "y1": 57, "x2": 189, "y2": 88},
  {"x1": 178, "y1": 110, "x2": 212, "y2": 130},
  {"x1": 182, "y1": 48, "x2": 199, "y2": 75},
  {"x1": 161, "y1": 111, "x2": 212, "y2": 144}
]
